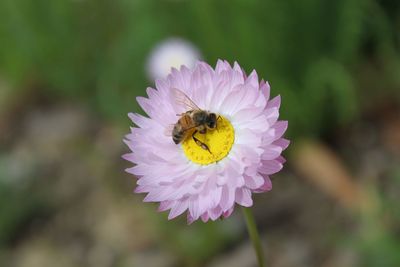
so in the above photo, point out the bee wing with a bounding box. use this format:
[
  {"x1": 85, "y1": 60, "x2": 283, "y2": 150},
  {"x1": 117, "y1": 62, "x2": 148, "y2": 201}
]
[
  {"x1": 163, "y1": 124, "x2": 175, "y2": 137},
  {"x1": 171, "y1": 88, "x2": 201, "y2": 111}
]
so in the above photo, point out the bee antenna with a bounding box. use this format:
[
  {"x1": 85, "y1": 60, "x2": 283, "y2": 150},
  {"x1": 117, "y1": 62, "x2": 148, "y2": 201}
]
[{"x1": 216, "y1": 115, "x2": 222, "y2": 132}]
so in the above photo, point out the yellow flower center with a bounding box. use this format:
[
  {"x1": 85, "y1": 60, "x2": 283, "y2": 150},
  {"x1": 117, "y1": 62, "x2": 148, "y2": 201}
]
[{"x1": 182, "y1": 116, "x2": 235, "y2": 165}]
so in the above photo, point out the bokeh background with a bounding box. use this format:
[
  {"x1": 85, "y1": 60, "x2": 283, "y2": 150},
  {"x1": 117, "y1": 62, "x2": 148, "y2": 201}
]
[{"x1": 1, "y1": 0, "x2": 400, "y2": 266}]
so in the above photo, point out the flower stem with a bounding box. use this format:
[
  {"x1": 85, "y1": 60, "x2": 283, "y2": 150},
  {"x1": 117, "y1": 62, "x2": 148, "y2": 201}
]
[{"x1": 242, "y1": 207, "x2": 265, "y2": 267}]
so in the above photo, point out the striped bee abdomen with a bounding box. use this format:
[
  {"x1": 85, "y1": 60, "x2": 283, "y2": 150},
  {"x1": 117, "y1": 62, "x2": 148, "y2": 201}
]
[{"x1": 172, "y1": 124, "x2": 185, "y2": 144}]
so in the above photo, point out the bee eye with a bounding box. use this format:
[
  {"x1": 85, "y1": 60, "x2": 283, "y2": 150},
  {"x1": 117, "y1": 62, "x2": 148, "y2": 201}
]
[{"x1": 208, "y1": 116, "x2": 217, "y2": 128}]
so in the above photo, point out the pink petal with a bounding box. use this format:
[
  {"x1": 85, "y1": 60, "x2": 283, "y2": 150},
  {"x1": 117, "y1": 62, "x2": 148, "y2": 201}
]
[
  {"x1": 168, "y1": 200, "x2": 188, "y2": 220},
  {"x1": 187, "y1": 213, "x2": 195, "y2": 225},
  {"x1": 223, "y1": 207, "x2": 234, "y2": 218},
  {"x1": 265, "y1": 107, "x2": 279, "y2": 125},
  {"x1": 128, "y1": 113, "x2": 151, "y2": 128},
  {"x1": 254, "y1": 175, "x2": 272, "y2": 193},
  {"x1": 209, "y1": 206, "x2": 223, "y2": 220},
  {"x1": 220, "y1": 86, "x2": 247, "y2": 115},
  {"x1": 134, "y1": 185, "x2": 150, "y2": 193},
  {"x1": 258, "y1": 160, "x2": 283, "y2": 175},
  {"x1": 244, "y1": 174, "x2": 264, "y2": 189},
  {"x1": 261, "y1": 145, "x2": 283, "y2": 160},
  {"x1": 276, "y1": 156, "x2": 287, "y2": 164},
  {"x1": 246, "y1": 70, "x2": 259, "y2": 88},
  {"x1": 266, "y1": 95, "x2": 281, "y2": 109},
  {"x1": 260, "y1": 80, "x2": 270, "y2": 102},
  {"x1": 158, "y1": 200, "x2": 174, "y2": 211},
  {"x1": 220, "y1": 186, "x2": 235, "y2": 212},
  {"x1": 272, "y1": 121, "x2": 288, "y2": 140},
  {"x1": 215, "y1": 59, "x2": 231, "y2": 74},
  {"x1": 201, "y1": 213, "x2": 210, "y2": 222},
  {"x1": 235, "y1": 188, "x2": 253, "y2": 207},
  {"x1": 273, "y1": 138, "x2": 290, "y2": 150},
  {"x1": 189, "y1": 197, "x2": 200, "y2": 220}
]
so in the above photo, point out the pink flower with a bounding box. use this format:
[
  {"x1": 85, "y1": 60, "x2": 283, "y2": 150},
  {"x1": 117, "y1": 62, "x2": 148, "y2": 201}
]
[{"x1": 123, "y1": 60, "x2": 289, "y2": 223}]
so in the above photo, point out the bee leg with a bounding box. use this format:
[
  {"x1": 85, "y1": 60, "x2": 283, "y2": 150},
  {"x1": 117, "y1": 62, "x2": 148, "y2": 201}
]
[{"x1": 192, "y1": 130, "x2": 212, "y2": 154}]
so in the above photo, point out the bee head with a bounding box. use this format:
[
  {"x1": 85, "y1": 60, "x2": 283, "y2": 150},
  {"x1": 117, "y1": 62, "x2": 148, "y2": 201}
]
[{"x1": 206, "y1": 113, "x2": 217, "y2": 129}]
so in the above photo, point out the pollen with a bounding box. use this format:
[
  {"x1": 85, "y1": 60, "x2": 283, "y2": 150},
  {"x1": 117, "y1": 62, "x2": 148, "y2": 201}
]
[{"x1": 182, "y1": 116, "x2": 235, "y2": 165}]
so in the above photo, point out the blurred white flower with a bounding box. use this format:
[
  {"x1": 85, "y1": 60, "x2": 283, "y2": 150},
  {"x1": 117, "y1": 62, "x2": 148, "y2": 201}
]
[{"x1": 146, "y1": 38, "x2": 201, "y2": 80}]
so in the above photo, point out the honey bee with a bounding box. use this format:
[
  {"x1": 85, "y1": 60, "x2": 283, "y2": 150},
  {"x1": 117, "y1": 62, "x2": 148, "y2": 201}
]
[{"x1": 166, "y1": 88, "x2": 219, "y2": 153}]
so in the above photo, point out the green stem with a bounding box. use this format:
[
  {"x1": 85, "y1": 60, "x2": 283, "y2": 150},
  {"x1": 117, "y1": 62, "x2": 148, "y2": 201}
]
[{"x1": 242, "y1": 207, "x2": 265, "y2": 267}]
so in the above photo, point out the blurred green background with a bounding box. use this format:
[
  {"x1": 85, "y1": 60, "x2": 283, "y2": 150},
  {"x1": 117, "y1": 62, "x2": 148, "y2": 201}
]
[{"x1": 0, "y1": 0, "x2": 400, "y2": 266}]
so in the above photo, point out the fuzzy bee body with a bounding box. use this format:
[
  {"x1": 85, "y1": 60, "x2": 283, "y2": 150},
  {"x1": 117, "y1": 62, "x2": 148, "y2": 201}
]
[
  {"x1": 167, "y1": 89, "x2": 219, "y2": 152},
  {"x1": 172, "y1": 110, "x2": 217, "y2": 145},
  {"x1": 172, "y1": 111, "x2": 193, "y2": 144}
]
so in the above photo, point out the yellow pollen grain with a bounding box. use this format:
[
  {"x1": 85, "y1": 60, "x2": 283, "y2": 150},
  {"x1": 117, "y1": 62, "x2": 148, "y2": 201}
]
[{"x1": 182, "y1": 116, "x2": 235, "y2": 165}]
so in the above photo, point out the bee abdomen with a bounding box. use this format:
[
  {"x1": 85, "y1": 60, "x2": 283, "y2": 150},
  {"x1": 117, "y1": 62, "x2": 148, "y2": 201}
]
[{"x1": 172, "y1": 125, "x2": 184, "y2": 144}]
